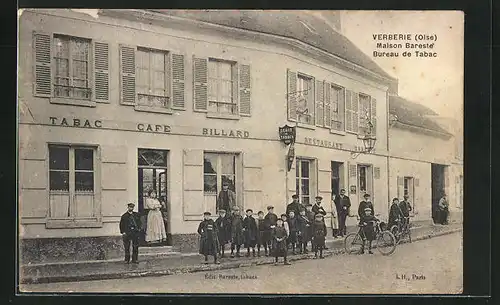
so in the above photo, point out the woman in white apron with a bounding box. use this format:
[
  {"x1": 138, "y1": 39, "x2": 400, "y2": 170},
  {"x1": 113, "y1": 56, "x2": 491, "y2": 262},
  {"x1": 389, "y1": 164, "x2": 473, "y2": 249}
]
[
  {"x1": 330, "y1": 194, "x2": 339, "y2": 238},
  {"x1": 145, "y1": 189, "x2": 167, "y2": 244}
]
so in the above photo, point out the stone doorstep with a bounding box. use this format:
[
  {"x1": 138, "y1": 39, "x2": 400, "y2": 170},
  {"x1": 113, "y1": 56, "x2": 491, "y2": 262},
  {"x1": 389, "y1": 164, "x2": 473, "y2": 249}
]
[{"x1": 20, "y1": 227, "x2": 462, "y2": 285}]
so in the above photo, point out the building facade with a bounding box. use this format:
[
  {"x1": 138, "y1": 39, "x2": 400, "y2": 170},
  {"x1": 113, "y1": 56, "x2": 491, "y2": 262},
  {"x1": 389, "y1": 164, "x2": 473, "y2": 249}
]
[{"x1": 18, "y1": 9, "x2": 460, "y2": 264}]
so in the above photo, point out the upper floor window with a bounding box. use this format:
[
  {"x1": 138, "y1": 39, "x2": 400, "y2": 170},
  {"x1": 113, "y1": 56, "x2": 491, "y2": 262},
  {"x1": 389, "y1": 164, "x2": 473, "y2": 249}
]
[
  {"x1": 193, "y1": 56, "x2": 251, "y2": 119},
  {"x1": 33, "y1": 32, "x2": 110, "y2": 106},
  {"x1": 208, "y1": 59, "x2": 236, "y2": 115},
  {"x1": 296, "y1": 74, "x2": 314, "y2": 125},
  {"x1": 330, "y1": 85, "x2": 345, "y2": 132},
  {"x1": 358, "y1": 93, "x2": 377, "y2": 136},
  {"x1": 119, "y1": 45, "x2": 185, "y2": 113}
]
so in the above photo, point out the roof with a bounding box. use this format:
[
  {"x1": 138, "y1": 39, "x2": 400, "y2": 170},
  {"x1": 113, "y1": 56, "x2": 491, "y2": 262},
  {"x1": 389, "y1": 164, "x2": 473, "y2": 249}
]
[
  {"x1": 151, "y1": 10, "x2": 393, "y2": 80},
  {"x1": 389, "y1": 95, "x2": 452, "y2": 136}
]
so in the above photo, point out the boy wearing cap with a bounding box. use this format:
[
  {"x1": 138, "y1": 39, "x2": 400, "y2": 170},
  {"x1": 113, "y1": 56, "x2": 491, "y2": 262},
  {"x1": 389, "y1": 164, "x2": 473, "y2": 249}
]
[
  {"x1": 388, "y1": 198, "x2": 403, "y2": 229},
  {"x1": 304, "y1": 204, "x2": 315, "y2": 252},
  {"x1": 119, "y1": 203, "x2": 142, "y2": 264},
  {"x1": 215, "y1": 209, "x2": 231, "y2": 258},
  {"x1": 287, "y1": 210, "x2": 299, "y2": 254},
  {"x1": 230, "y1": 207, "x2": 244, "y2": 258},
  {"x1": 256, "y1": 211, "x2": 268, "y2": 257},
  {"x1": 312, "y1": 213, "x2": 327, "y2": 259},
  {"x1": 198, "y1": 212, "x2": 220, "y2": 264},
  {"x1": 358, "y1": 194, "x2": 375, "y2": 218},
  {"x1": 264, "y1": 206, "x2": 278, "y2": 255},
  {"x1": 360, "y1": 207, "x2": 378, "y2": 254},
  {"x1": 243, "y1": 209, "x2": 258, "y2": 257},
  {"x1": 297, "y1": 209, "x2": 311, "y2": 254},
  {"x1": 272, "y1": 218, "x2": 291, "y2": 265}
]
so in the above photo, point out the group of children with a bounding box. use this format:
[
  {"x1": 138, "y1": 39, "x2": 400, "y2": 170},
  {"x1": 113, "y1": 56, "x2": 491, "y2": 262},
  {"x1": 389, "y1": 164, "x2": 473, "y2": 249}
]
[{"x1": 197, "y1": 204, "x2": 328, "y2": 265}]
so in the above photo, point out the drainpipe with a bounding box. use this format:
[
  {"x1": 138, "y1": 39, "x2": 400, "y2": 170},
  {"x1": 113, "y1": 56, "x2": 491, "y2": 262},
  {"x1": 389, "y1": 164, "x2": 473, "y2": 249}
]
[{"x1": 386, "y1": 91, "x2": 391, "y2": 216}]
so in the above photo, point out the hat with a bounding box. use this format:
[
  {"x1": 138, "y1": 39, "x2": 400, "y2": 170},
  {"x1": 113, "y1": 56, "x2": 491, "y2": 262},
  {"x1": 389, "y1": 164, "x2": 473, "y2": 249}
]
[
  {"x1": 280, "y1": 214, "x2": 287, "y2": 218},
  {"x1": 364, "y1": 208, "x2": 372, "y2": 212},
  {"x1": 232, "y1": 206, "x2": 240, "y2": 211},
  {"x1": 246, "y1": 209, "x2": 253, "y2": 213},
  {"x1": 315, "y1": 213, "x2": 323, "y2": 218},
  {"x1": 218, "y1": 209, "x2": 227, "y2": 213},
  {"x1": 203, "y1": 211, "x2": 211, "y2": 216},
  {"x1": 127, "y1": 203, "x2": 135, "y2": 207},
  {"x1": 403, "y1": 195, "x2": 409, "y2": 199},
  {"x1": 292, "y1": 194, "x2": 299, "y2": 199},
  {"x1": 315, "y1": 196, "x2": 323, "y2": 200},
  {"x1": 305, "y1": 204, "x2": 313, "y2": 208},
  {"x1": 267, "y1": 205, "x2": 274, "y2": 210},
  {"x1": 392, "y1": 197, "x2": 399, "y2": 202},
  {"x1": 363, "y1": 194, "x2": 371, "y2": 198}
]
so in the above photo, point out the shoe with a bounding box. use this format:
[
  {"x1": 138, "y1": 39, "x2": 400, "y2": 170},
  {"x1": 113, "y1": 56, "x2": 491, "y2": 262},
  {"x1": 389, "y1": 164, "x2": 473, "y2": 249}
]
[
  {"x1": 274, "y1": 262, "x2": 279, "y2": 266},
  {"x1": 214, "y1": 260, "x2": 221, "y2": 264},
  {"x1": 245, "y1": 253, "x2": 250, "y2": 257},
  {"x1": 284, "y1": 261, "x2": 291, "y2": 265},
  {"x1": 314, "y1": 255, "x2": 318, "y2": 259},
  {"x1": 203, "y1": 261, "x2": 209, "y2": 264},
  {"x1": 125, "y1": 261, "x2": 130, "y2": 264},
  {"x1": 368, "y1": 251, "x2": 374, "y2": 254},
  {"x1": 230, "y1": 253, "x2": 235, "y2": 258},
  {"x1": 131, "y1": 261, "x2": 139, "y2": 264},
  {"x1": 320, "y1": 256, "x2": 325, "y2": 259}
]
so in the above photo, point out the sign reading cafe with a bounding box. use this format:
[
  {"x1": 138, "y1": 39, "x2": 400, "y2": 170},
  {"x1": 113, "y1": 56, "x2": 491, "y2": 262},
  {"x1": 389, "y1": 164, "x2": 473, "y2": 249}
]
[{"x1": 279, "y1": 124, "x2": 296, "y2": 145}]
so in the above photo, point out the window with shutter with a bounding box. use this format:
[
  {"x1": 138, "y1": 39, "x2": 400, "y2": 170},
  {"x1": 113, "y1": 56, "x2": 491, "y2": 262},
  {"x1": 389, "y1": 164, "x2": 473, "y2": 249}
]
[
  {"x1": 193, "y1": 56, "x2": 208, "y2": 111},
  {"x1": 331, "y1": 85, "x2": 345, "y2": 132},
  {"x1": 371, "y1": 98, "x2": 377, "y2": 136},
  {"x1": 287, "y1": 69, "x2": 297, "y2": 121},
  {"x1": 358, "y1": 94, "x2": 371, "y2": 134},
  {"x1": 120, "y1": 45, "x2": 136, "y2": 105},
  {"x1": 345, "y1": 90, "x2": 353, "y2": 132},
  {"x1": 135, "y1": 48, "x2": 169, "y2": 109},
  {"x1": 207, "y1": 59, "x2": 237, "y2": 115},
  {"x1": 171, "y1": 53, "x2": 185, "y2": 109},
  {"x1": 297, "y1": 74, "x2": 314, "y2": 125},
  {"x1": 351, "y1": 92, "x2": 359, "y2": 133},
  {"x1": 315, "y1": 79, "x2": 324, "y2": 127},
  {"x1": 93, "y1": 41, "x2": 109, "y2": 102},
  {"x1": 33, "y1": 32, "x2": 52, "y2": 97},
  {"x1": 324, "y1": 81, "x2": 331, "y2": 128},
  {"x1": 239, "y1": 64, "x2": 251, "y2": 116}
]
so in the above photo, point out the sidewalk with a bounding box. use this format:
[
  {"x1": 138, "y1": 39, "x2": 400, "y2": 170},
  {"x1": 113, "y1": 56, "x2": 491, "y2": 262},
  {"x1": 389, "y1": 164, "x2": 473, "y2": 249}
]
[{"x1": 20, "y1": 222, "x2": 462, "y2": 284}]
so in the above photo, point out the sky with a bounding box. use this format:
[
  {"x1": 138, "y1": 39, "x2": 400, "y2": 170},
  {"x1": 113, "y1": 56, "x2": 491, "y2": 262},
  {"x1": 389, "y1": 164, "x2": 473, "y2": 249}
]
[{"x1": 338, "y1": 11, "x2": 464, "y2": 121}]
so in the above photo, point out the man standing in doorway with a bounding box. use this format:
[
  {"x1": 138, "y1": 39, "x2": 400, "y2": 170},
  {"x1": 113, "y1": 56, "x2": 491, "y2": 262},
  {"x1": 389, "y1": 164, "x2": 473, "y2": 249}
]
[
  {"x1": 286, "y1": 194, "x2": 305, "y2": 216},
  {"x1": 358, "y1": 194, "x2": 375, "y2": 218},
  {"x1": 399, "y1": 195, "x2": 412, "y2": 227},
  {"x1": 438, "y1": 193, "x2": 449, "y2": 225},
  {"x1": 119, "y1": 203, "x2": 142, "y2": 264},
  {"x1": 216, "y1": 182, "x2": 236, "y2": 215},
  {"x1": 335, "y1": 189, "x2": 351, "y2": 237}
]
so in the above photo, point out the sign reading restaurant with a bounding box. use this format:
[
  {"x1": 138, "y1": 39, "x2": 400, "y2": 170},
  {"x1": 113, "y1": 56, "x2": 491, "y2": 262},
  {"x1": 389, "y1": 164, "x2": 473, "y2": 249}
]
[{"x1": 304, "y1": 137, "x2": 368, "y2": 152}]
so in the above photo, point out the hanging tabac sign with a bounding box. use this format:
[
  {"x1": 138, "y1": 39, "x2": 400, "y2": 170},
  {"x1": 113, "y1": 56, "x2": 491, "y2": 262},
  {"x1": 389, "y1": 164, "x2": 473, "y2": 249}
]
[{"x1": 279, "y1": 124, "x2": 296, "y2": 145}]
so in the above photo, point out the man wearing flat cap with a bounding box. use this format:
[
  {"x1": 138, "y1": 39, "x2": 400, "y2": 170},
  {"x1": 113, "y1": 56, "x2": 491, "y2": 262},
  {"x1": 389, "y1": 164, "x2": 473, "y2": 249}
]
[
  {"x1": 312, "y1": 196, "x2": 327, "y2": 218},
  {"x1": 119, "y1": 203, "x2": 142, "y2": 264},
  {"x1": 286, "y1": 194, "x2": 305, "y2": 217},
  {"x1": 358, "y1": 193, "x2": 375, "y2": 218},
  {"x1": 216, "y1": 182, "x2": 237, "y2": 215}
]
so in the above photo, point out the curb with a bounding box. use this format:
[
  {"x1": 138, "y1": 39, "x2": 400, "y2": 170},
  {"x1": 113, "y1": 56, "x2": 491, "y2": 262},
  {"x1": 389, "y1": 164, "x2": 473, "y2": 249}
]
[{"x1": 21, "y1": 227, "x2": 462, "y2": 285}]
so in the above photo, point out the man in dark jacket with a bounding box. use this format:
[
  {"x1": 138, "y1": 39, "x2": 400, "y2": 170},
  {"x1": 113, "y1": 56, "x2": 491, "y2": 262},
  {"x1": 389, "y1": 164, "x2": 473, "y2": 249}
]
[
  {"x1": 263, "y1": 206, "x2": 278, "y2": 255},
  {"x1": 399, "y1": 195, "x2": 412, "y2": 227},
  {"x1": 312, "y1": 196, "x2": 327, "y2": 217},
  {"x1": 286, "y1": 194, "x2": 305, "y2": 217},
  {"x1": 119, "y1": 203, "x2": 142, "y2": 264},
  {"x1": 358, "y1": 194, "x2": 375, "y2": 218},
  {"x1": 243, "y1": 209, "x2": 258, "y2": 257},
  {"x1": 216, "y1": 183, "x2": 236, "y2": 215},
  {"x1": 215, "y1": 209, "x2": 231, "y2": 257},
  {"x1": 198, "y1": 212, "x2": 220, "y2": 264},
  {"x1": 388, "y1": 198, "x2": 403, "y2": 229},
  {"x1": 335, "y1": 189, "x2": 351, "y2": 237}
]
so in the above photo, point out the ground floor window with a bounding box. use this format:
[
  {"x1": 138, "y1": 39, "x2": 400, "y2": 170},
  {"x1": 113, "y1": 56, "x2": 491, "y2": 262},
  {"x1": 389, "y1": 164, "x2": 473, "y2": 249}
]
[
  {"x1": 358, "y1": 164, "x2": 373, "y2": 199},
  {"x1": 404, "y1": 176, "x2": 415, "y2": 209},
  {"x1": 296, "y1": 158, "x2": 312, "y2": 205},
  {"x1": 48, "y1": 145, "x2": 97, "y2": 219},
  {"x1": 203, "y1": 153, "x2": 237, "y2": 214}
]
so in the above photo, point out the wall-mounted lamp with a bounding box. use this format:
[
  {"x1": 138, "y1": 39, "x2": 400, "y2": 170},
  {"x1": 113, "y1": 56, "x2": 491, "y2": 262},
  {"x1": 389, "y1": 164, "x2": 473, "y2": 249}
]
[{"x1": 351, "y1": 121, "x2": 377, "y2": 159}]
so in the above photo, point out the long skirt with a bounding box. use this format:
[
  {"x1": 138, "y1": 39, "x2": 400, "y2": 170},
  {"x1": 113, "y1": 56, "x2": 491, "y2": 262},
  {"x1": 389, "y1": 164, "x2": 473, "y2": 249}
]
[
  {"x1": 312, "y1": 236, "x2": 326, "y2": 250},
  {"x1": 199, "y1": 235, "x2": 219, "y2": 256},
  {"x1": 145, "y1": 209, "x2": 167, "y2": 243},
  {"x1": 288, "y1": 231, "x2": 298, "y2": 244},
  {"x1": 273, "y1": 240, "x2": 287, "y2": 257}
]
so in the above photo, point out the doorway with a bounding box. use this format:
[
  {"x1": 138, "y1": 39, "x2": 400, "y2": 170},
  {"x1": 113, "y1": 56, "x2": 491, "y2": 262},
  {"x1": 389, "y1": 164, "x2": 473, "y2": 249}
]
[
  {"x1": 357, "y1": 164, "x2": 373, "y2": 200},
  {"x1": 431, "y1": 163, "x2": 446, "y2": 224},
  {"x1": 331, "y1": 161, "x2": 345, "y2": 198},
  {"x1": 138, "y1": 148, "x2": 171, "y2": 246}
]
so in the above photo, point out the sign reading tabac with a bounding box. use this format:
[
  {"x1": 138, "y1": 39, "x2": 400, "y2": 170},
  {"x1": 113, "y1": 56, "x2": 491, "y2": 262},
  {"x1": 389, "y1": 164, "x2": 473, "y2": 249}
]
[{"x1": 279, "y1": 124, "x2": 296, "y2": 145}]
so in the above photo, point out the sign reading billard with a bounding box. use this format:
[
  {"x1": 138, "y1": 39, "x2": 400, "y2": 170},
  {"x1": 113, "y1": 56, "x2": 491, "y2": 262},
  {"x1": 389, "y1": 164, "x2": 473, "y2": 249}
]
[{"x1": 202, "y1": 128, "x2": 250, "y2": 138}]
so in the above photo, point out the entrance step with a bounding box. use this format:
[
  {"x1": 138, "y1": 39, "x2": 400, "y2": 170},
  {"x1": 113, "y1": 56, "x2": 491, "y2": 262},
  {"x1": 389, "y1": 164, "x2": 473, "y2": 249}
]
[{"x1": 139, "y1": 246, "x2": 181, "y2": 258}]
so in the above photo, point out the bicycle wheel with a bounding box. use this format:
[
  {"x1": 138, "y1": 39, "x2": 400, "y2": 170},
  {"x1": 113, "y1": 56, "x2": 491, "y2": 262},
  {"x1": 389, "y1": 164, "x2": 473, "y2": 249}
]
[
  {"x1": 376, "y1": 231, "x2": 397, "y2": 256},
  {"x1": 344, "y1": 232, "x2": 364, "y2": 254},
  {"x1": 390, "y1": 225, "x2": 401, "y2": 244}
]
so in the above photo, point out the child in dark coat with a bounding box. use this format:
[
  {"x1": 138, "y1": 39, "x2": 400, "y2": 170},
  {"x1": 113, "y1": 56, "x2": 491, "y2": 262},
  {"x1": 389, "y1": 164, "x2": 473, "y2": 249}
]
[
  {"x1": 197, "y1": 212, "x2": 220, "y2": 264},
  {"x1": 243, "y1": 209, "x2": 258, "y2": 257},
  {"x1": 272, "y1": 218, "x2": 291, "y2": 265},
  {"x1": 230, "y1": 207, "x2": 244, "y2": 258},
  {"x1": 215, "y1": 209, "x2": 231, "y2": 258},
  {"x1": 312, "y1": 214, "x2": 327, "y2": 259},
  {"x1": 264, "y1": 206, "x2": 278, "y2": 254},
  {"x1": 256, "y1": 211, "x2": 268, "y2": 257},
  {"x1": 297, "y1": 209, "x2": 311, "y2": 254},
  {"x1": 360, "y1": 207, "x2": 378, "y2": 254},
  {"x1": 287, "y1": 211, "x2": 299, "y2": 254}
]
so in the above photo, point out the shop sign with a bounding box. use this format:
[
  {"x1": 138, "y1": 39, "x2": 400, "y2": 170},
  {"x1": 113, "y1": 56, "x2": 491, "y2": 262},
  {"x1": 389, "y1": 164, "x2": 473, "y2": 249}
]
[
  {"x1": 202, "y1": 128, "x2": 249, "y2": 138},
  {"x1": 304, "y1": 137, "x2": 368, "y2": 152},
  {"x1": 279, "y1": 124, "x2": 296, "y2": 145},
  {"x1": 137, "y1": 123, "x2": 171, "y2": 133},
  {"x1": 50, "y1": 117, "x2": 102, "y2": 128}
]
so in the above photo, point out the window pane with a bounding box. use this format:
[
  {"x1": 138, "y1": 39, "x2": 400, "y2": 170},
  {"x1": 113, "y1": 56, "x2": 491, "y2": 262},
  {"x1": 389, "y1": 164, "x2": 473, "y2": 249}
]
[
  {"x1": 75, "y1": 148, "x2": 93, "y2": 170},
  {"x1": 302, "y1": 196, "x2": 310, "y2": 206},
  {"x1": 75, "y1": 172, "x2": 94, "y2": 192},
  {"x1": 72, "y1": 60, "x2": 88, "y2": 83},
  {"x1": 203, "y1": 154, "x2": 218, "y2": 174},
  {"x1": 220, "y1": 155, "x2": 235, "y2": 174},
  {"x1": 138, "y1": 149, "x2": 168, "y2": 167},
  {"x1": 296, "y1": 178, "x2": 300, "y2": 195},
  {"x1": 54, "y1": 37, "x2": 69, "y2": 58},
  {"x1": 208, "y1": 60, "x2": 218, "y2": 78},
  {"x1": 153, "y1": 71, "x2": 165, "y2": 91},
  {"x1": 55, "y1": 58, "x2": 69, "y2": 80},
  {"x1": 220, "y1": 80, "x2": 232, "y2": 103},
  {"x1": 137, "y1": 50, "x2": 149, "y2": 68},
  {"x1": 208, "y1": 79, "x2": 218, "y2": 101},
  {"x1": 301, "y1": 160, "x2": 309, "y2": 178},
  {"x1": 295, "y1": 159, "x2": 300, "y2": 178},
  {"x1": 222, "y1": 175, "x2": 236, "y2": 192},
  {"x1": 219, "y1": 62, "x2": 232, "y2": 80},
  {"x1": 137, "y1": 68, "x2": 150, "y2": 94},
  {"x1": 49, "y1": 146, "x2": 69, "y2": 170},
  {"x1": 71, "y1": 39, "x2": 89, "y2": 61},
  {"x1": 151, "y1": 52, "x2": 164, "y2": 70},
  {"x1": 301, "y1": 179, "x2": 310, "y2": 195},
  {"x1": 49, "y1": 171, "x2": 69, "y2": 191},
  {"x1": 204, "y1": 174, "x2": 217, "y2": 193},
  {"x1": 359, "y1": 167, "x2": 366, "y2": 192}
]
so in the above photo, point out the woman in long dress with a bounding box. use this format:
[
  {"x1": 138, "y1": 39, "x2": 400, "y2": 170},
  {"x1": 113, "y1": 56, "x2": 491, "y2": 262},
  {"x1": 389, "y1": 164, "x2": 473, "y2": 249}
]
[
  {"x1": 145, "y1": 190, "x2": 167, "y2": 244},
  {"x1": 330, "y1": 194, "x2": 339, "y2": 238}
]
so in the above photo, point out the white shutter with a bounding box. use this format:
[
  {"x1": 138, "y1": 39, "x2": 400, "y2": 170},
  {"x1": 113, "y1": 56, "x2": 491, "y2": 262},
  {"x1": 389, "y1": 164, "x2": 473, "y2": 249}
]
[
  {"x1": 119, "y1": 45, "x2": 136, "y2": 105},
  {"x1": 239, "y1": 64, "x2": 251, "y2": 116},
  {"x1": 171, "y1": 53, "x2": 185, "y2": 109},
  {"x1": 193, "y1": 56, "x2": 208, "y2": 111},
  {"x1": 371, "y1": 98, "x2": 377, "y2": 136},
  {"x1": 287, "y1": 69, "x2": 297, "y2": 121},
  {"x1": 345, "y1": 90, "x2": 353, "y2": 132},
  {"x1": 352, "y1": 92, "x2": 359, "y2": 133},
  {"x1": 315, "y1": 79, "x2": 324, "y2": 126},
  {"x1": 324, "y1": 81, "x2": 331, "y2": 128},
  {"x1": 93, "y1": 41, "x2": 109, "y2": 103},
  {"x1": 33, "y1": 32, "x2": 52, "y2": 97}
]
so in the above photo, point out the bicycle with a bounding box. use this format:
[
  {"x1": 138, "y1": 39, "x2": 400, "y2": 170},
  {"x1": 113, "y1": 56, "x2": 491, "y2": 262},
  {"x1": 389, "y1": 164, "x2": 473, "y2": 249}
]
[
  {"x1": 390, "y1": 214, "x2": 415, "y2": 244},
  {"x1": 344, "y1": 215, "x2": 397, "y2": 256}
]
